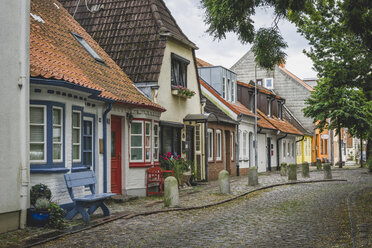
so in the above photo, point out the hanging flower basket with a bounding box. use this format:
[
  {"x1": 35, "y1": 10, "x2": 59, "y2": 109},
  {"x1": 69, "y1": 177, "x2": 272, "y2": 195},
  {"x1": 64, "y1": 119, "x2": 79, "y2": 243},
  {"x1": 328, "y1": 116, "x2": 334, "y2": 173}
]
[{"x1": 171, "y1": 86, "x2": 196, "y2": 99}]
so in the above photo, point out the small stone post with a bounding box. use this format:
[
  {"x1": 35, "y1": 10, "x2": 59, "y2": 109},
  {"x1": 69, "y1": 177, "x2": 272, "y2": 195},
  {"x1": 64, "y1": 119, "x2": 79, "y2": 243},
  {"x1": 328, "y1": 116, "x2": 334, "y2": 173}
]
[
  {"x1": 280, "y1": 162, "x2": 287, "y2": 176},
  {"x1": 248, "y1": 166, "x2": 258, "y2": 186},
  {"x1": 288, "y1": 164, "x2": 297, "y2": 181},
  {"x1": 218, "y1": 170, "x2": 230, "y2": 194},
  {"x1": 316, "y1": 159, "x2": 322, "y2": 170},
  {"x1": 302, "y1": 162, "x2": 310, "y2": 178},
  {"x1": 164, "y1": 176, "x2": 179, "y2": 208},
  {"x1": 323, "y1": 163, "x2": 332, "y2": 179}
]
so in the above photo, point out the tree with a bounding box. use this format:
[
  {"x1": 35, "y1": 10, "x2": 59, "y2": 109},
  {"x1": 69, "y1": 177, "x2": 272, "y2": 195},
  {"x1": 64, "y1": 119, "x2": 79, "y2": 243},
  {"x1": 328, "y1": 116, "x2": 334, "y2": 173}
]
[{"x1": 303, "y1": 79, "x2": 371, "y2": 167}]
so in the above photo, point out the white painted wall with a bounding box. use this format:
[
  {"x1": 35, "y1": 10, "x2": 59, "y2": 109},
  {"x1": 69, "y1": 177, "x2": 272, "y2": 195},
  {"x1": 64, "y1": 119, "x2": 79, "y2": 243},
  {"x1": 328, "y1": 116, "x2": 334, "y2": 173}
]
[
  {"x1": 279, "y1": 136, "x2": 297, "y2": 165},
  {"x1": 0, "y1": 0, "x2": 30, "y2": 232}
]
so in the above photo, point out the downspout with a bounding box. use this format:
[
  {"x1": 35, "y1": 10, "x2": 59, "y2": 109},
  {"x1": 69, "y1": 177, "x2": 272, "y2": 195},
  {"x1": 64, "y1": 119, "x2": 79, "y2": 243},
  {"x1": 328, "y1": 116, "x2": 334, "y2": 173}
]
[
  {"x1": 236, "y1": 114, "x2": 243, "y2": 176},
  {"x1": 296, "y1": 136, "x2": 305, "y2": 143},
  {"x1": 277, "y1": 133, "x2": 288, "y2": 169},
  {"x1": 103, "y1": 102, "x2": 113, "y2": 193}
]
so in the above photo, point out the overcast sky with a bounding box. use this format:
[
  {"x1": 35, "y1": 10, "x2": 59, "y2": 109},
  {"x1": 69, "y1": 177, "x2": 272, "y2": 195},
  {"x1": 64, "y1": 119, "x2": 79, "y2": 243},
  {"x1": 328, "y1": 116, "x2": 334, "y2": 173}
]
[{"x1": 164, "y1": 0, "x2": 318, "y2": 79}]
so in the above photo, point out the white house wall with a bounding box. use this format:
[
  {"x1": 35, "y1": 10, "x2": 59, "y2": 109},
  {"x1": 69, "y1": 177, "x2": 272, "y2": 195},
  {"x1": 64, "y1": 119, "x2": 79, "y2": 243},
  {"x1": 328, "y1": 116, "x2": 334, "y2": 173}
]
[{"x1": 279, "y1": 136, "x2": 297, "y2": 165}]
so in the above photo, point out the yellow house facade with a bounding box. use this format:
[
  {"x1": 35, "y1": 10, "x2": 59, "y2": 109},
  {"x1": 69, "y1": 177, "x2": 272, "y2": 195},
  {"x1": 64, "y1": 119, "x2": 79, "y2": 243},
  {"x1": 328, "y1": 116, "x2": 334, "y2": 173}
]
[{"x1": 296, "y1": 136, "x2": 313, "y2": 164}]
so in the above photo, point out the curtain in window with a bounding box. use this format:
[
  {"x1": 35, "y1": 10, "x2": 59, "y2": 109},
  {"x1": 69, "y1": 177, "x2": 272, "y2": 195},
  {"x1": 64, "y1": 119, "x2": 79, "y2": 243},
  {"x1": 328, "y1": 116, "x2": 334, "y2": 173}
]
[{"x1": 30, "y1": 107, "x2": 45, "y2": 161}]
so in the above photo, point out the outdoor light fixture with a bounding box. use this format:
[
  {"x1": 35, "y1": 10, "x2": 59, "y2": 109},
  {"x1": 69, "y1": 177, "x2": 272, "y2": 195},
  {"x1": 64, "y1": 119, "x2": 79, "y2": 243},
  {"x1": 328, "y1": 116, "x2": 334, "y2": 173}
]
[{"x1": 126, "y1": 113, "x2": 134, "y2": 123}]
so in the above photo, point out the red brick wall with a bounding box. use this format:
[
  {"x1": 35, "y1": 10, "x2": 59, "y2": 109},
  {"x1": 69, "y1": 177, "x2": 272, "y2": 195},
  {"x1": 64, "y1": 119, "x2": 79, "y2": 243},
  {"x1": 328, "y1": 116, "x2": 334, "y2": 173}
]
[{"x1": 207, "y1": 123, "x2": 237, "y2": 181}]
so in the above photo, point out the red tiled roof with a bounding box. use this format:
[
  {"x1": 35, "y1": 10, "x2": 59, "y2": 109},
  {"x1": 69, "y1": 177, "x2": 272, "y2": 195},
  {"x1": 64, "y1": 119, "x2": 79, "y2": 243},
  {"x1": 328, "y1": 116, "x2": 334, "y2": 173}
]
[
  {"x1": 237, "y1": 80, "x2": 282, "y2": 99},
  {"x1": 59, "y1": 0, "x2": 196, "y2": 83},
  {"x1": 30, "y1": 0, "x2": 165, "y2": 112},
  {"x1": 256, "y1": 110, "x2": 276, "y2": 130},
  {"x1": 257, "y1": 110, "x2": 303, "y2": 135},
  {"x1": 278, "y1": 67, "x2": 314, "y2": 91},
  {"x1": 200, "y1": 79, "x2": 254, "y2": 117},
  {"x1": 196, "y1": 58, "x2": 213, "y2": 67}
]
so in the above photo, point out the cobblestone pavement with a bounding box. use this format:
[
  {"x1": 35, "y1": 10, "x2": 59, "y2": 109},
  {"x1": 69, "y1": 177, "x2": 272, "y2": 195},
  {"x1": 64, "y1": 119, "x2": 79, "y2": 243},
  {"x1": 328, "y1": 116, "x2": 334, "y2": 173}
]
[{"x1": 37, "y1": 168, "x2": 372, "y2": 248}]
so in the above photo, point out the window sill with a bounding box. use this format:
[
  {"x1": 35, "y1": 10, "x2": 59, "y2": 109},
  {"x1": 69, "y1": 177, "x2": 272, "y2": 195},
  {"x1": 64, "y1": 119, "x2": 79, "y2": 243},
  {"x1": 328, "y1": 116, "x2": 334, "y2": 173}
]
[
  {"x1": 171, "y1": 89, "x2": 193, "y2": 99},
  {"x1": 129, "y1": 162, "x2": 153, "y2": 168},
  {"x1": 71, "y1": 166, "x2": 91, "y2": 172},
  {"x1": 30, "y1": 167, "x2": 69, "y2": 174}
]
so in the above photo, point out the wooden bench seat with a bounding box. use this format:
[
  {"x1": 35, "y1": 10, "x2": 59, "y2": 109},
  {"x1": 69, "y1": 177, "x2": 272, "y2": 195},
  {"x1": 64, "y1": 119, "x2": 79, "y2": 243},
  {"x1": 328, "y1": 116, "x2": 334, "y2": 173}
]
[{"x1": 64, "y1": 171, "x2": 115, "y2": 223}]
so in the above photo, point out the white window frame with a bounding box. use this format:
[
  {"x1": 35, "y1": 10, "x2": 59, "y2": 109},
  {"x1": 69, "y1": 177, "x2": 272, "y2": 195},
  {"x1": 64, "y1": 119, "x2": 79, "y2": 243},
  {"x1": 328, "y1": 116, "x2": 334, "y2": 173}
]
[
  {"x1": 216, "y1": 130, "x2": 222, "y2": 161},
  {"x1": 130, "y1": 120, "x2": 144, "y2": 162},
  {"x1": 82, "y1": 116, "x2": 94, "y2": 168},
  {"x1": 283, "y1": 141, "x2": 286, "y2": 157},
  {"x1": 239, "y1": 130, "x2": 242, "y2": 160},
  {"x1": 195, "y1": 124, "x2": 201, "y2": 152},
  {"x1": 30, "y1": 105, "x2": 47, "y2": 163},
  {"x1": 207, "y1": 129, "x2": 213, "y2": 161},
  {"x1": 145, "y1": 121, "x2": 151, "y2": 162},
  {"x1": 227, "y1": 78, "x2": 231, "y2": 101},
  {"x1": 231, "y1": 132, "x2": 234, "y2": 160},
  {"x1": 264, "y1": 78, "x2": 274, "y2": 89},
  {"x1": 72, "y1": 110, "x2": 82, "y2": 163},
  {"x1": 288, "y1": 142, "x2": 291, "y2": 157},
  {"x1": 231, "y1": 81, "x2": 235, "y2": 102},
  {"x1": 153, "y1": 122, "x2": 159, "y2": 162},
  {"x1": 52, "y1": 106, "x2": 63, "y2": 163}
]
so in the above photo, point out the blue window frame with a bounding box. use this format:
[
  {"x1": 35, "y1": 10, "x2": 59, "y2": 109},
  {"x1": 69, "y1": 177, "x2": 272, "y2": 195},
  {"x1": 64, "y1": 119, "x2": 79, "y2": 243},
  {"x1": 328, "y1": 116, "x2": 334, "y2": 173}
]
[
  {"x1": 72, "y1": 106, "x2": 95, "y2": 172},
  {"x1": 30, "y1": 100, "x2": 67, "y2": 173}
]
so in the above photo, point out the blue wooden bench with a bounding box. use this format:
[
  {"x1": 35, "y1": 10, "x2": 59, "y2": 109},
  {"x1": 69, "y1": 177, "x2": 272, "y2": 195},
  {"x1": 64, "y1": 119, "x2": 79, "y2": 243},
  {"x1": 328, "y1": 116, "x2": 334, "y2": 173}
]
[{"x1": 64, "y1": 171, "x2": 115, "y2": 223}]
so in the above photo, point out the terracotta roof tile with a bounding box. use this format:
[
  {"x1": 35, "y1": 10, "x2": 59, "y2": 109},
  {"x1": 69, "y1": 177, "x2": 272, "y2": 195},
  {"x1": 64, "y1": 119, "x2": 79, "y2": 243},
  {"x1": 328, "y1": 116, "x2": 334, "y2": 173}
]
[
  {"x1": 59, "y1": 0, "x2": 196, "y2": 83},
  {"x1": 30, "y1": 0, "x2": 165, "y2": 112},
  {"x1": 196, "y1": 57, "x2": 213, "y2": 67},
  {"x1": 230, "y1": 102, "x2": 255, "y2": 118},
  {"x1": 257, "y1": 110, "x2": 303, "y2": 135}
]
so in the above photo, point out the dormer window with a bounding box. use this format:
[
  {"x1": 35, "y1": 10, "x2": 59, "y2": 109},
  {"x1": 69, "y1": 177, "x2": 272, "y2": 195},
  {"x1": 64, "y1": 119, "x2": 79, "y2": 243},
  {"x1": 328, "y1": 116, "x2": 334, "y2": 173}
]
[
  {"x1": 72, "y1": 32, "x2": 104, "y2": 63},
  {"x1": 278, "y1": 102, "x2": 283, "y2": 120},
  {"x1": 171, "y1": 53, "x2": 189, "y2": 87},
  {"x1": 257, "y1": 79, "x2": 263, "y2": 86},
  {"x1": 227, "y1": 78, "x2": 231, "y2": 101},
  {"x1": 267, "y1": 98, "x2": 272, "y2": 117},
  {"x1": 264, "y1": 78, "x2": 274, "y2": 89},
  {"x1": 248, "y1": 92, "x2": 254, "y2": 111}
]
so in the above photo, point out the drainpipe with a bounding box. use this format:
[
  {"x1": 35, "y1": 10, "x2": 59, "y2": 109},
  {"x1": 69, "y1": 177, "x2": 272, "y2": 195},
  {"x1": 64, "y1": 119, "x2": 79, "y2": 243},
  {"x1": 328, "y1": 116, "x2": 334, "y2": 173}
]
[
  {"x1": 103, "y1": 102, "x2": 113, "y2": 193},
  {"x1": 277, "y1": 133, "x2": 288, "y2": 169},
  {"x1": 296, "y1": 136, "x2": 305, "y2": 143},
  {"x1": 236, "y1": 114, "x2": 243, "y2": 176},
  {"x1": 204, "y1": 121, "x2": 209, "y2": 181}
]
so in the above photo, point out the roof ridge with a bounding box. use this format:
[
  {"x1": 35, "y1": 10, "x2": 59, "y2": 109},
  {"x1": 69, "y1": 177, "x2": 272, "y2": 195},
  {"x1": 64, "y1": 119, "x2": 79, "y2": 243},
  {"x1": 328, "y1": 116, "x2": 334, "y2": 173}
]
[{"x1": 278, "y1": 66, "x2": 313, "y2": 91}]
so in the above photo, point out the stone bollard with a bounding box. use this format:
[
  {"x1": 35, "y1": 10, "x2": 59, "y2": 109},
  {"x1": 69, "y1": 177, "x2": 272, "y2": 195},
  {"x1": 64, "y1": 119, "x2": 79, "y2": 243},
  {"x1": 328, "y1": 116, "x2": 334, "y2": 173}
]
[
  {"x1": 280, "y1": 162, "x2": 287, "y2": 176},
  {"x1": 164, "y1": 176, "x2": 179, "y2": 208},
  {"x1": 288, "y1": 164, "x2": 297, "y2": 181},
  {"x1": 218, "y1": 170, "x2": 230, "y2": 194},
  {"x1": 323, "y1": 163, "x2": 332, "y2": 179},
  {"x1": 302, "y1": 162, "x2": 310, "y2": 178},
  {"x1": 248, "y1": 166, "x2": 258, "y2": 186},
  {"x1": 316, "y1": 159, "x2": 322, "y2": 170}
]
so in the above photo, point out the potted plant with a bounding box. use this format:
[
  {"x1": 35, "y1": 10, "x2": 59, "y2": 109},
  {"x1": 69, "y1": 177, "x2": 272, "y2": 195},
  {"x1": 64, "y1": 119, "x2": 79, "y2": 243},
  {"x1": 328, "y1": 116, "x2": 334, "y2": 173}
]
[{"x1": 29, "y1": 198, "x2": 51, "y2": 227}]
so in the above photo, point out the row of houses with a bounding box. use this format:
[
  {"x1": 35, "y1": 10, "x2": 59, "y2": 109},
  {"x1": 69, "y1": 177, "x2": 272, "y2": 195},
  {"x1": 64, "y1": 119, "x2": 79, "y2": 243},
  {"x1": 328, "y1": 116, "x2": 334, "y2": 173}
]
[{"x1": 0, "y1": 0, "x2": 352, "y2": 233}]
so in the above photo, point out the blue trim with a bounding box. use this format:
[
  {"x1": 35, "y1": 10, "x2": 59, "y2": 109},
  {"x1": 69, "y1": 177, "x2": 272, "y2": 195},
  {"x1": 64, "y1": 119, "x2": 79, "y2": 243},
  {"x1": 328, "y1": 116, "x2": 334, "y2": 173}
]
[
  {"x1": 103, "y1": 103, "x2": 113, "y2": 193},
  {"x1": 30, "y1": 168, "x2": 69, "y2": 174},
  {"x1": 88, "y1": 94, "x2": 114, "y2": 103},
  {"x1": 31, "y1": 77, "x2": 102, "y2": 96},
  {"x1": 30, "y1": 100, "x2": 66, "y2": 172},
  {"x1": 71, "y1": 166, "x2": 91, "y2": 172}
]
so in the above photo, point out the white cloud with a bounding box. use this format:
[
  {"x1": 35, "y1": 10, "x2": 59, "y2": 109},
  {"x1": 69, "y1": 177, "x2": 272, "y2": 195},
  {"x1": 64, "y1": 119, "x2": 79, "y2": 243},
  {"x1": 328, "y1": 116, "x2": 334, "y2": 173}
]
[{"x1": 163, "y1": 0, "x2": 317, "y2": 79}]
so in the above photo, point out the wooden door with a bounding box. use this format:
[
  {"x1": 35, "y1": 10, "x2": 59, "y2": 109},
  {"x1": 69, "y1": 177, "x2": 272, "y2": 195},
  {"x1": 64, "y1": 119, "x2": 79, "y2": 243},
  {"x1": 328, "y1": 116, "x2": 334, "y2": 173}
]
[{"x1": 111, "y1": 116, "x2": 122, "y2": 194}]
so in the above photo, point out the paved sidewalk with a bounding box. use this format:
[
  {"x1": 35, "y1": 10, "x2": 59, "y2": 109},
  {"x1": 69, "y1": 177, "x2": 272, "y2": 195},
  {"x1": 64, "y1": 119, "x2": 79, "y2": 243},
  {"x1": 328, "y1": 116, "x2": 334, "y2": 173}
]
[{"x1": 0, "y1": 165, "x2": 369, "y2": 248}]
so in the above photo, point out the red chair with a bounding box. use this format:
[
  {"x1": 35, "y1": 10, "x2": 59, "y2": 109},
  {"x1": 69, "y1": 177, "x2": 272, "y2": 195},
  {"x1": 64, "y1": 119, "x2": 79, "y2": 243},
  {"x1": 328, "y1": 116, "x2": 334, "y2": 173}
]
[{"x1": 146, "y1": 167, "x2": 174, "y2": 196}]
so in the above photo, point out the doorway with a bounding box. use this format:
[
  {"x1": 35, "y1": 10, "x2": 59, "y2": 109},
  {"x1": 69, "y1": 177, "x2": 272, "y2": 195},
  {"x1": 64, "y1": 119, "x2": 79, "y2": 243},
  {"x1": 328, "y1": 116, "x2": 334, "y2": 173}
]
[
  {"x1": 111, "y1": 116, "x2": 122, "y2": 194},
  {"x1": 267, "y1": 137, "x2": 271, "y2": 171},
  {"x1": 185, "y1": 126, "x2": 194, "y2": 161}
]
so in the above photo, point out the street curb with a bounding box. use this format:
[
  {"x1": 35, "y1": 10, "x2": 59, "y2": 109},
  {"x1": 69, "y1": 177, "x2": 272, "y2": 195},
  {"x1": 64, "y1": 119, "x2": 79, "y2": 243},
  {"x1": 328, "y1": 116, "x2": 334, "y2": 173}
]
[{"x1": 25, "y1": 179, "x2": 347, "y2": 247}]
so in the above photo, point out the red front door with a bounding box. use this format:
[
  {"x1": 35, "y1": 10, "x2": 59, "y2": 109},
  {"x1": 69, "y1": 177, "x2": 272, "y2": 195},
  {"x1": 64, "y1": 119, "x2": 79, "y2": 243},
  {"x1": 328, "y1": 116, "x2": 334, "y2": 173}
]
[{"x1": 111, "y1": 116, "x2": 122, "y2": 194}]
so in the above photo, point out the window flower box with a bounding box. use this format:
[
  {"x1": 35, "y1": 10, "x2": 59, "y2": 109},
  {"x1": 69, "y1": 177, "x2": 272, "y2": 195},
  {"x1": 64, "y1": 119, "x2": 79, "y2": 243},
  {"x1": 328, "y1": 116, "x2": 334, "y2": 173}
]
[{"x1": 171, "y1": 86, "x2": 196, "y2": 99}]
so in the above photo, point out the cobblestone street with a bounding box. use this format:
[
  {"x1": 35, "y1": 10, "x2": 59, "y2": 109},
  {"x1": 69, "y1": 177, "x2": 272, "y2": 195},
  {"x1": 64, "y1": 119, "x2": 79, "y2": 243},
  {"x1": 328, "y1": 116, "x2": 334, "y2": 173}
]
[{"x1": 35, "y1": 169, "x2": 372, "y2": 248}]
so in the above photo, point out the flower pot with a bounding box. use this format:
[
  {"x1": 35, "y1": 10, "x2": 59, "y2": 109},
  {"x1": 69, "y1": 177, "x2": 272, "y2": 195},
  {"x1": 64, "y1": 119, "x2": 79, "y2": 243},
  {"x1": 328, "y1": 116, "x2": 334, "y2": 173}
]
[{"x1": 27, "y1": 208, "x2": 50, "y2": 227}]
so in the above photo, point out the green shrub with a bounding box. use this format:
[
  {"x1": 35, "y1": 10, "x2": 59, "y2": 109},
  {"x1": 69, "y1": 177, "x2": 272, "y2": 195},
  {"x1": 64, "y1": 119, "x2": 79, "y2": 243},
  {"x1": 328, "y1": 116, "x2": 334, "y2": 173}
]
[
  {"x1": 48, "y1": 203, "x2": 66, "y2": 230},
  {"x1": 31, "y1": 184, "x2": 51, "y2": 205},
  {"x1": 35, "y1": 198, "x2": 50, "y2": 211}
]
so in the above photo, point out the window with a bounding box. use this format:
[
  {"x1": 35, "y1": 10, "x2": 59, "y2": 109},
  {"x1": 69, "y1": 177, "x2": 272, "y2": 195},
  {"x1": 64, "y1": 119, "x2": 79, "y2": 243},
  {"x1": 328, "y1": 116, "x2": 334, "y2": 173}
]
[
  {"x1": 257, "y1": 79, "x2": 263, "y2": 86},
  {"x1": 195, "y1": 124, "x2": 201, "y2": 152},
  {"x1": 239, "y1": 130, "x2": 242, "y2": 160},
  {"x1": 161, "y1": 126, "x2": 181, "y2": 156},
  {"x1": 267, "y1": 99, "x2": 272, "y2": 117},
  {"x1": 130, "y1": 121, "x2": 143, "y2": 162},
  {"x1": 216, "y1": 130, "x2": 222, "y2": 160},
  {"x1": 52, "y1": 107, "x2": 63, "y2": 162},
  {"x1": 320, "y1": 139, "x2": 324, "y2": 155},
  {"x1": 283, "y1": 141, "x2": 286, "y2": 157},
  {"x1": 249, "y1": 93, "x2": 254, "y2": 111},
  {"x1": 72, "y1": 111, "x2": 81, "y2": 162},
  {"x1": 278, "y1": 102, "x2": 282, "y2": 120},
  {"x1": 243, "y1": 131, "x2": 248, "y2": 158},
  {"x1": 231, "y1": 132, "x2": 234, "y2": 160},
  {"x1": 288, "y1": 142, "x2": 291, "y2": 157},
  {"x1": 145, "y1": 122, "x2": 151, "y2": 162},
  {"x1": 297, "y1": 142, "x2": 301, "y2": 156},
  {"x1": 153, "y1": 123, "x2": 159, "y2": 161},
  {"x1": 227, "y1": 78, "x2": 231, "y2": 101},
  {"x1": 324, "y1": 139, "x2": 328, "y2": 155},
  {"x1": 264, "y1": 78, "x2": 274, "y2": 89},
  {"x1": 30, "y1": 106, "x2": 46, "y2": 162},
  {"x1": 231, "y1": 81, "x2": 235, "y2": 102},
  {"x1": 83, "y1": 119, "x2": 93, "y2": 167},
  {"x1": 207, "y1": 129, "x2": 213, "y2": 161},
  {"x1": 72, "y1": 32, "x2": 104, "y2": 63},
  {"x1": 292, "y1": 142, "x2": 295, "y2": 157},
  {"x1": 171, "y1": 53, "x2": 189, "y2": 87},
  {"x1": 222, "y1": 77, "x2": 226, "y2": 99}
]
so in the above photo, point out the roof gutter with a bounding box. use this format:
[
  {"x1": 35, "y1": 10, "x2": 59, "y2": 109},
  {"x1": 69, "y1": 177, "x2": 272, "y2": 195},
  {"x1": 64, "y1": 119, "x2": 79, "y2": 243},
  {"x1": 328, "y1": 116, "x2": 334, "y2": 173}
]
[{"x1": 296, "y1": 136, "x2": 305, "y2": 143}]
